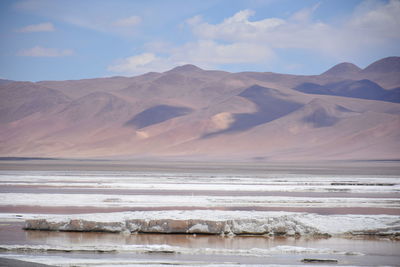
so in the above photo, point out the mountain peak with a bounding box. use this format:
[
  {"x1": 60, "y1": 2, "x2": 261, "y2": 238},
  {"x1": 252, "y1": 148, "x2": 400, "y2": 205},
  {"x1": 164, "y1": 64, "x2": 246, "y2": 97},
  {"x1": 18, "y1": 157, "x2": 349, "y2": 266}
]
[
  {"x1": 168, "y1": 64, "x2": 203, "y2": 73},
  {"x1": 322, "y1": 62, "x2": 361, "y2": 76},
  {"x1": 362, "y1": 56, "x2": 400, "y2": 74}
]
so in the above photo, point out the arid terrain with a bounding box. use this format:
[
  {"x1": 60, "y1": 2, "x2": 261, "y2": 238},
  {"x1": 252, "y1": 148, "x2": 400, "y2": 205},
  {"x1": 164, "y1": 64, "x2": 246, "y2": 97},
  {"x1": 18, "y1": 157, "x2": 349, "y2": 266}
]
[
  {"x1": 1, "y1": 56, "x2": 399, "y2": 161},
  {"x1": 1, "y1": 1, "x2": 399, "y2": 266}
]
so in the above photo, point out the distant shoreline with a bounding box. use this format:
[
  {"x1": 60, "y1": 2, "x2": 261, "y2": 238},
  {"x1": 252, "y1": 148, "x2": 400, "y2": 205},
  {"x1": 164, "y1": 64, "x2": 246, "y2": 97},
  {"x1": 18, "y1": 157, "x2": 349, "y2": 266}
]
[
  {"x1": 1, "y1": 157, "x2": 399, "y2": 176},
  {"x1": 1, "y1": 156, "x2": 399, "y2": 163}
]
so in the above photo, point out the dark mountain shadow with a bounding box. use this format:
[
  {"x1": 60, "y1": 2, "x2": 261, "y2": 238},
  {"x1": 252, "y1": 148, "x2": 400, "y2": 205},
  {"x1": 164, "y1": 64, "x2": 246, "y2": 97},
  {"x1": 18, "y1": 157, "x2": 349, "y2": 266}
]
[
  {"x1": 125, "y1": 104, "x2": 192, "y2": 129},
  {"x1": 385, "y1": 87, "x2": 400, "y2": 103},
  {"x1": 293, "y1": 79, "x2": 400, "y2": 103},
  {"x1": 295, "y1": 98, "x2": 356, "y2": 128},
  {"x1": 204, "y1": 85, "x2": 303, "y2": 138},
  {"x1": 303, "y1": 107, "x2": 339, "y2": 128}
]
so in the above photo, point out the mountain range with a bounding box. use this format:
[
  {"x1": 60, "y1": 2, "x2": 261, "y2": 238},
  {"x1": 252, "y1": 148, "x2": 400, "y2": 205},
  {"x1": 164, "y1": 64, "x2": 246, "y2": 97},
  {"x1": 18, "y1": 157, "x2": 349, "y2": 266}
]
[{"x1": 1, "y1": 57, "x2": 399, "y2": 161}]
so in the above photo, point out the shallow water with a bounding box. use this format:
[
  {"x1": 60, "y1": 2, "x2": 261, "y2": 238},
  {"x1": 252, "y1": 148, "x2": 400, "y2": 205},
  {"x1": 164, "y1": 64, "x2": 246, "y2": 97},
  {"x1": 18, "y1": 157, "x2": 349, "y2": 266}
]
[
  {"x1": 0, "y1": 160, "x2": 399, "y2": 266},
  {"x1": 1, "y1": 222, "x2": 400, "y2": 266}
]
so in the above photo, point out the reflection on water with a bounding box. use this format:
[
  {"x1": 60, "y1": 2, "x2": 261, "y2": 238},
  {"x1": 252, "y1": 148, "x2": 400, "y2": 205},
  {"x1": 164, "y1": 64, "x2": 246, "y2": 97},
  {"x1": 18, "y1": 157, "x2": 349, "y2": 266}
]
[
  {"x1": 20, "y1": 227, "x2": 400, "y2": 256},
  {"x1": 1, "y1": 222, "x2": 399, "y2": 257},
  {"x1": 0, "y1": 224, "x2": 398, "y2": 266},
  {"x1": 1, "y1": 161, "x2": 399, "y2": 266}
]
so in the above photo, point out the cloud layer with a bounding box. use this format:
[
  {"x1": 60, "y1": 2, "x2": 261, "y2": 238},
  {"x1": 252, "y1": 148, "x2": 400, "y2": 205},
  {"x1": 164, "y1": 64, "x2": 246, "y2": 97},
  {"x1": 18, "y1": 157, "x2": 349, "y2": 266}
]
[
  {"x1": 17, "y1": 22, "x2": 55, "y2": 32},
  {"x1": 112, "y1": 16, "x2": 141, "y2": 27},
  {"x1": 15, "y1": 0, "x2": 142, "y2": 35},
  {"x1": 18, "y1": 46, "x2": 74, "y2": 57},
  {"x1": 108, "y1": 41, "x2": 274, "y2": 74},
  {"x1": 108, "y1": 0, "x2": 400, "y2": 75}
]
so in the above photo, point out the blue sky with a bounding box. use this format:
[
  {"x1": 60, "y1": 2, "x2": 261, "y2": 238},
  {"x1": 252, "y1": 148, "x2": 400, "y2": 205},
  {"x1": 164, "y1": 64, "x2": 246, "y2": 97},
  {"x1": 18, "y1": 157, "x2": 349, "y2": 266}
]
[{"x1": 0, "y1": 0, "x2": 399, "y2": 81}]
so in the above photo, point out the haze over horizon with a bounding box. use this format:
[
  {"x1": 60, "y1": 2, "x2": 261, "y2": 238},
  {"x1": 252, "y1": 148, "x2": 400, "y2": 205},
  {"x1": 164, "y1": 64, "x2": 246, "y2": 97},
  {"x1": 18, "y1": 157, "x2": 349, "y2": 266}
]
[{"x1": 1, "y1": 0, "x2": 400, "y2": 82}]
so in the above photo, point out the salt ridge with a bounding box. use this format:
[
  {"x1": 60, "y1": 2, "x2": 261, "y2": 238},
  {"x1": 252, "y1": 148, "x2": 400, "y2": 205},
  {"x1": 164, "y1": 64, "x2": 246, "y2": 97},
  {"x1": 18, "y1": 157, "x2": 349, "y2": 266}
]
[{"x1": 21, "y1": 210, "x2": 400, "y2": 237}]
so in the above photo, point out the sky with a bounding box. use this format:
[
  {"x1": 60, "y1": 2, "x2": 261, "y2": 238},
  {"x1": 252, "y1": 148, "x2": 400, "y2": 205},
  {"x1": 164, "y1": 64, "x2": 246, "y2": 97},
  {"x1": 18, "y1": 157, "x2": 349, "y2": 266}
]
[{"x1": 0, "y1": 0, "x2": 399, "y2": 81}]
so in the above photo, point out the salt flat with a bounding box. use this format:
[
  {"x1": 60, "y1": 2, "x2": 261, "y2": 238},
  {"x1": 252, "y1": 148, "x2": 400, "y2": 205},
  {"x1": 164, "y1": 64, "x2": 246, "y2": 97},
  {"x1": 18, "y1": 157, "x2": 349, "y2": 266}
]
[{"x1": 0, "y1": 160, "x2": 399, "y2": 266}]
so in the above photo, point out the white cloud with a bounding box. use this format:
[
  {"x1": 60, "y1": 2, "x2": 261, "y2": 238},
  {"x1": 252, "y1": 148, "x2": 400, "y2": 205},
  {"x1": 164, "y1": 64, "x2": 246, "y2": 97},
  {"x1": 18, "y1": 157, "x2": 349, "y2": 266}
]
[
  {"x1": 108, "y1": 0, "x2": 400, "y2": 75},
  {"x1": 17, "y1": 22, "x2": 55, "y2": 32},
  {"x1": 108, "y1": 41, "x2": 274, "y2": 75},
  {"x1": 18, "y1": 46, "x2": 74, "y2": 57},
  {"x1": 188, "y1": 10, "x2": 286, "y2": 42},
  {"x1": 348, "y1": 0, "x2": 400, "y2": 39},
  {"x1": 187, "y1": 0, "x2": 400, "y2": 58},
  {"x1": 187, "y1": 8, "x2": 329, "y2": 50},
  {"x1": 290, "y1": 3, "x2": 320, "y2": 23},
  {"x1": 14, "y1": 0, "x2": 142, "y2": 36},
  {"x1": 108, "y1": 53, "x2": 158, "y2": 73},
  {"x1": 171, "y1": 40, "x2": 273, "y2": 65},
  {"x1": 113, "y1": 16, "x2": 141, "y2": 27}
]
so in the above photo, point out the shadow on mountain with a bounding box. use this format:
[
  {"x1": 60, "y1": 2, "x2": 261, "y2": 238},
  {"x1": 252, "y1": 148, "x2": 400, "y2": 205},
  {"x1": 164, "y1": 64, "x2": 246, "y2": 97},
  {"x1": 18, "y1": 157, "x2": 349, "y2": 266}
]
[
  {"x1": 204, "y1": 85, "x2": 303, "y2": 138},
  {"x1": 125, "y1": 105, "x2": 192, "y2": 129},
  {"x1": 303, "y1": 107, "x2": 339, "y2": 127},
  {"x1": 293, "y1": 79, "x2": 400, "y2": 103},
  {"x1": 287, "y1": 98, "x2": 357, "y2": 129}
]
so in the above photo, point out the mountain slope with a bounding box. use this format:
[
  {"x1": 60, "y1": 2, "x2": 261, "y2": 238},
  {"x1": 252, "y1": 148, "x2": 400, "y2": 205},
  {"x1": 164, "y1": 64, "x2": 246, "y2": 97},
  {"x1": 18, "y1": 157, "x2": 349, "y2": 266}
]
[
  {"x1": 1, "y1": 57, "x2": 399, "y2": 160},
  {"x1": 125, "y1": 105, "x2": 193, "y2": 129},
  {"x1": 205, "y1": 85, "x2": 303, "y2": 136},
  {"x1": 0, "y1": 82, "x2": 70, "y2": 123}
]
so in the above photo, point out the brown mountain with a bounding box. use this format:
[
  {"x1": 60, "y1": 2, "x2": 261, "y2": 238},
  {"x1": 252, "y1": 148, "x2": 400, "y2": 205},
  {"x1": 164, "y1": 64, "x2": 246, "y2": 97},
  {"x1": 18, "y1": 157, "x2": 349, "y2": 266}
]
[
  {"x1": 322, "y1": 62, "x2": 361, "y2": 76},
  {"x1": 362, "y1": 56, "x2": 400, "y2": 74},
  {"x1": 1, "y1": 57, "x2": 399, "y2": 161}
]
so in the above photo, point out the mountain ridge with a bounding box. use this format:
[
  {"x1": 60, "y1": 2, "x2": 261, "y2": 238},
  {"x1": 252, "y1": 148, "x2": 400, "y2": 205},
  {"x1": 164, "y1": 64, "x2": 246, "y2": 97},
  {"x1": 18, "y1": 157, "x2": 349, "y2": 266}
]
[{"x1": 1, "y1": 56, "x2": 399, "y2": 161}]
